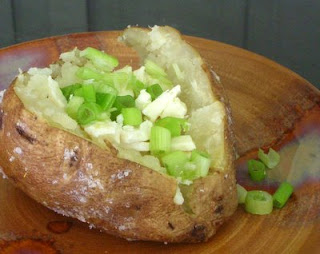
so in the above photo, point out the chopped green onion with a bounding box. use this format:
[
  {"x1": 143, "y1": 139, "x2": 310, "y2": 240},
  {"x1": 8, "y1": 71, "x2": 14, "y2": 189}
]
[
  {"x1": 155, "y1": 76, "x2": 173, "y2": 90},
  {"x1": 248, "y1": 159, "x2": 266, "y2": 182},
  {"x1": 144, "y1": 59, "x2": 167, "y2": 77},
  {"x1": 114, "y1": 95, "x2": 136, "y2": 109},
  {"x1": 96, "y1": 93, "x2": 116, "y2": 111},
  {"x1": 155, "y1": 117, "x2": 187, "y2": 137},
  {"x1": 73, "y1": 85, "x2": 96, "y2": 103},
  {"x1": 76, "y1": 102, "x2": 101, "y2": 125},
  {"x1": 80, "y1": 47, "x2": 119, "y2": 71},
  {"x1": 66, "y1": 96, "x2": 84, "y2": 119},
  {"x1": 110, "y1": 95, "x2": 136, "y2": 120},
  {"x1": 130, "y1": 76, "x2": 145, "y2": 97},
  {"x1": 122, "y1": 107, "x2": 142, "y2": 126},
  {"x1": 245, "y1": 190, "x2": 273, "y2": 215},
  {"x1": 258, "y1": 148, "x2": 280, "y2": 169},
  {"x1": 191, "y1": 150, "x2": 210, "y2": 160},
  {"x1": 81, "y1": 84, "x2": 96, "y2": 103},
  {"x1": 97, "y1": 112, "x2": 111, "y2": 121},
  {"x1": 180, "y1": 162, "x2": 198, "y2": 180},
  {"x1": 146, "y1": 84, "x2": 163, "y2": 100},
  {"x1": 150, "y1": 126, "x2": 171, "y2": 155},
  {"x1": 237, "y1": 184, "x2": 247, "y2": 204},
  {"x1": 103, "y1": 72, "x2": 131, "y2": 87},
  {"x1": 61, "y1": 83, "x2": 82, "y2": 100},
  {"x1": 273, "y1": 182, "x2": 294, "y2": 209},
  {"x1": 76, "y1": 67, "x2": 103, "y2": 80},
  {"x1": 191, "y1": 150, "x2": 211, "y2": 177},
  {"x1": 93, "y1": 82, "x2": 118, "y2": 95},
  {"x1": 161, "y1": 151, "x2": 189, "y2": 177}
]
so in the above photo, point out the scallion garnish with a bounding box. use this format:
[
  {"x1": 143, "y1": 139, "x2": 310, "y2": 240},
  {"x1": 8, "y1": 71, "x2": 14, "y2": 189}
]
[
  {"x1": 146, "y1": 84, "x2": 163, "y2": 100},
  {"x1": 237, "y1": 184, "x2": 247, "y2": 204},
  {"x1": 248, "y1": 159, "x2": 266, "y2": 182},
  {"x1": 155, "y1": 117, "x2": 187, "y2": 137},
  {"x1": 122, "y1": 107, "x2": 142, "y2": 126},
  {"x1": 76, "y1": 67, "x2": 103, "y2": 80},
  {"x1": 245, "y1": 190, "x2": 273, "y2": 215},
  {"x1": 93, "y1": 82, "x2": 118, "y2": 95},
  {"x1": 273, "y1": 181, "x2": 294, "y2": 209},
  {"x1": 144, "y1": 59, "x2": 167, "y2": 77},
  {"x1": 258, "y1": 148, "x2": 280, "y2": 169},
  {"x1": 96, "y1": 93, "x2": 116, "y2": 111},
  {"x1": 66, "y1": 96, "x2": 84, "y2": 119},
  {"x1": 80, "y1": 47, "x2": 119, "y2": 71},
  {"x1": 130, "y1": 76, "x2": 145, "y2": 97},
  {"x1": 81, "y1": 84, "x2": 96, "y2": 103},
  {"x1": 103, "y1": 72, "x2": 131, "y2": 87},
  {"x1": 180, "y1": 162, "x2": 198, "y2": 180},
  {"x1": 161, "y1": 151, "x2": 189, "y2": 177},
  {"x1": 191, "y1": 150, "x2": 211, "y2": 177},
  {"x1": 150, "y1": 126, "x2": 171, "y2": 155},
  {"x1": 110, "y1": 95, "x2": 136, "y2": 120},
  {"x1": 61, "y1": 83, "x2": 82, "y2": 100},
  {"x1": 114, "y1": 95, "x2": 136, "y2": 109},
  {"x1": 76, "y1": 102, "x2": 101, "y2": 125}
]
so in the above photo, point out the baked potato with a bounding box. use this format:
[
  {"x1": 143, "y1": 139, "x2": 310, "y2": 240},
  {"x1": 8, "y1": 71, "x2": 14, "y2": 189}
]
[{"x1": 0, "y1": 26, "x2": 237, "y2": 242}]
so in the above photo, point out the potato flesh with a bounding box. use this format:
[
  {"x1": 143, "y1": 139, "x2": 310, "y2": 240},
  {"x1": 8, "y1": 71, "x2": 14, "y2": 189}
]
[
  {"x1": 13, "y1": 26, "x2": 227, "y2": 173},
  {"x1": 121, "y1": 26, "x2": 226, "y2": 170}
]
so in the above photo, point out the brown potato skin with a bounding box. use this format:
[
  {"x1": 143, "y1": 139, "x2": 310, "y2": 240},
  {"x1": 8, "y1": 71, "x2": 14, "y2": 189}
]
[{"x1": 0, "y1": 77, "x2": 237, "y2": 242}]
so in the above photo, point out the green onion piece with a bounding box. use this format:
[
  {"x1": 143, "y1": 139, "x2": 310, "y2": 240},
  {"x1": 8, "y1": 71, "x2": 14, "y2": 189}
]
[
  {"x1": 156, "y1": 76, "x2": 173, "y2": 90},
  {"x1": 146, "y1": 84, "x2": 163, "y2": 100},
  {"x1": 76, "y1": 102, "x2": 101, "y2": 125},
  {"x1": 97, "y1": 112, "x2": 111, "y2": 121},
  {"x1": 191, "y1": 149, "x2": 210, "y2": 160},
  {"x1": 180, "y1": 162, "x2": 198, "y2": 180},
  {"x1": 93, "y1": 82, "x2": 118, "y2": 95},
  {"x1": 96, "y1": 93, "x2": 116, "y2": 111},
  {"x1": 248, "y1": 159, "x2": 266, "y2": 182},
  {"x1": 76, "y1": 67, "x2": 103, "y2": 80},
  {"x1": 237, "y1": 184, "x2": 247, "y2": 204},
  {"x1": 144, "y1": 59, "x2": 167, "y2": 77},
  {"x1": 130, "y1": 76, "x2": 145, "y2": 97},
  {"x1": 61, "y1": 83, "x2": 82, "y2": 100},
  {"x1": 103, "y1": 72, "x2": 131, "y2": 87},
  {"x1": 73, "y1": 87, "x2": 83, "y2": 97},
  {"x1": 110, "y1": 95, "x2": 136, "y2": 120},
  {"x1": 66, "y1": 96, "x2": 84, "y2": 119},
  {"x1": 245, "y1": 190, "x2": 273, "y2": 215},
  {"x1": 122, "y1": 107, "x2": 142, "y2": 126},
  {"x1": 81, "y1": 84, "x2": 96, "y2": 103},
  {"x1": 191, "y1": 150, "x2": 211, "y2": 177},
  {"x1": 114, "y1": 95, "x2": 136, "y2": 109},
  {"x1": 258, "y1": 148, "x2": 280, "y2": 169},
  {"x1": 273, "y1": 182, "x2": 294, "y2": 209},
  {"x1": 155, "y1": 117, "x2": 187, "y2": 137},
  {"x1": 161, "y1": 151, "x2": 189, "y2": 177},
  {"x1": 80, "y1": 47, "x2": 119, "y2": 71},
  {"x1": 150, "y1": 126, "x2": 171, "y2": 155}
]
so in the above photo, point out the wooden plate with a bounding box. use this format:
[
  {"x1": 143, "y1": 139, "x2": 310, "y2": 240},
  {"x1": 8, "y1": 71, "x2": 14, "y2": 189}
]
[{"x1": 0, "y1": 31, "x2": 319, "y2": 253}]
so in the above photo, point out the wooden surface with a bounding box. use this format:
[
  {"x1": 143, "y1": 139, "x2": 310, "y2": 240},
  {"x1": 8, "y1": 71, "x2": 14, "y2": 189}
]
[
  {"x1": 1, "y1": 0, "x2": 319, "y2": 86},
  {"x1": 0, "y1": 31, "x2": 319, "y2": 253}
]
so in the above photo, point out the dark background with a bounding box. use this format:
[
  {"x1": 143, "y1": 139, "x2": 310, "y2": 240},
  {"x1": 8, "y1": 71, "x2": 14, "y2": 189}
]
[{"x1": 0, "y1": 0, "x2": 319, "y2": 88}]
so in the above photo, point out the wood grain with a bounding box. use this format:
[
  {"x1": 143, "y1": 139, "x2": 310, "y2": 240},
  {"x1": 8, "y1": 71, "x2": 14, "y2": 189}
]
[{"x1": 0, "y1": 31, "x2": 319, "y2": 253}]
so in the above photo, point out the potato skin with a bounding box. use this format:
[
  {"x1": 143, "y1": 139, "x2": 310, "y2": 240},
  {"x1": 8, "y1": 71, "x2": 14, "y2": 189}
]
[{"x1": 0, "y1": 73, "x2": 237, "y2": 242}]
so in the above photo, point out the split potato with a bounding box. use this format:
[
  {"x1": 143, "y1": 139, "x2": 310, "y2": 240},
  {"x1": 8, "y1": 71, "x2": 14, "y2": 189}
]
[{"x1": 0, "y1": 26, "x2": 237, "y2": 242}]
